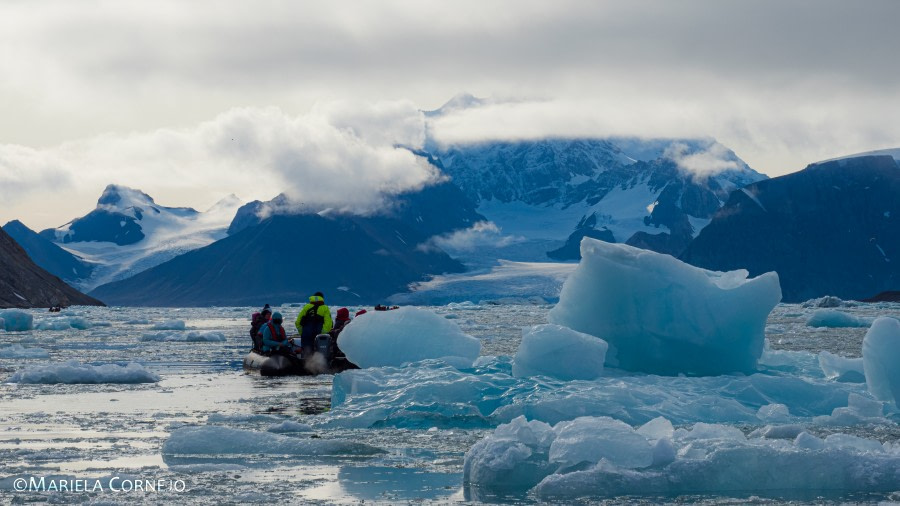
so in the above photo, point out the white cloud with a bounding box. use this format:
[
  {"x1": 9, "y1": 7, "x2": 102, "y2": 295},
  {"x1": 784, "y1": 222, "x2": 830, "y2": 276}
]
[
  {"x1": 0, "y1": 101, "x2": 441, "y2": 226},
  {"x1": 663, "y1": 142, "x2": 739, "y2": 179},
  {"x1": 418, "y1": 221, "x2": 524, "y2": 253}
]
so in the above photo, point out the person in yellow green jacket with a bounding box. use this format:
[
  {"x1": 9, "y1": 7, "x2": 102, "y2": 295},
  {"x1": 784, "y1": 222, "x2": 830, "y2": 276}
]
[{"x1": 295, "y1": 292, "x2": 333, "y2": 357}]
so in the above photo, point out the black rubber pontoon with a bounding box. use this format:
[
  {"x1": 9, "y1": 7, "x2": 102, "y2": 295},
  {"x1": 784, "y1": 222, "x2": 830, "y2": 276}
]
[{"x1": 242, "y1": 333, "x2": 358, "y2": 376}]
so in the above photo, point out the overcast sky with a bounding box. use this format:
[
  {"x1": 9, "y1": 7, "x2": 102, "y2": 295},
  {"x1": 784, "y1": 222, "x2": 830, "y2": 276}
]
[{"x1": 2, "y1": 0, "x2": 899, "y2": 230}]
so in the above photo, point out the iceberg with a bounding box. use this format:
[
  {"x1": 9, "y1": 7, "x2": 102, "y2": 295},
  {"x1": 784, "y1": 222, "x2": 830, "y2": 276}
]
[
  {"x1": 465, "y1": 415, "x2": 900, "y2": 500},
  {"x1": 337, "y1": 307, "x2": 481, "y2": 368},
  {"x1": 8, "y1": 360, "x2": 160, "y2": 384},
  {"x1": 549, "y1": 238, "x2": 781, "y2": 375},
  {"x1": 162, "y1": 426, "x2": 383, "y2": 457},
  {"x1": 863, "y1": 316, "x2": 900, "y2": 406},
  {"x1": 0, "y1": 309, "x2": 33, "y2": 332},
  {"x1": 512, "y1": 324, "x2": 607, "y2": 380},
  {"x1": 806, "y1": 309, "x2": 870, "y2": 328}
]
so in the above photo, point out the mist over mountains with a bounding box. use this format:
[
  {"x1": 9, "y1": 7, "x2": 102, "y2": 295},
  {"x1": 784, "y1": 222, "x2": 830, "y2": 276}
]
[{"x1": 2, "y1": 97, "x2": 896, "y2": 307}]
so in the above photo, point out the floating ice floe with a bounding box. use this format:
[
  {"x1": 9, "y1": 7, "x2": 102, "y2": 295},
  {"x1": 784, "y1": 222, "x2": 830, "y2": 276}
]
[
  {"x1": 0, "y1": 344, "x2": 49, "y2": 359},
  {"x1": 338, "y1": 307, "x2": 481, "y2": 368},
  {"x1": 325, "y1": 357, "x2": 868, "y2": 430},
  {"x1": 34, "y1": 316, "x2": 94, "y2": 331},
  {"x1": 152, "y1": 320, "x2": 186, "y2": 330},
  {"x1": 813, "y1": 393, "x2": 885, "y2": 425},
  {"x1": 512, "y1": 324, "x2": 607, "y2": 380},
  {"x1": 162, "y1": 426, "x2": 383, "y2": 456},
  {"x1": 818, "y1": 351, "x2": 865, "y2": 382},
  {"x1": 863, "y1": 317, "x2": 900, "y2": 406},
  {"x1": 140, "y1": 331, "x2": 226, "y2": 342},
  {"x1": 207, "y1": 413, "x2": 286, "y2": 424},
  {"x1": 806, "y1": 309, "x2": 871, "y2": 328},
  {"x1": 7, "y1": 360, "x2": 160, "y2": 384},
  {"x1": 266, "y1": 420, "x2": 313, "y2": 433},
  {"x1": 549, "y1": 239, "x2": 781, "y2": 375},
  {"x1": 464, "y1": 415, "x2": 900, "y2": 500},
  {"x1": 802, "y1": 295, "x2": 851, "y2": 308},
  {"x1": 0, "y1": 310, "x2": 33, "y2": 332}
]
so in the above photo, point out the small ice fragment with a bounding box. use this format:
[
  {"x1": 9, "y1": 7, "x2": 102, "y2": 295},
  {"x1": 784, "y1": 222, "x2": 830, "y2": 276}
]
[{"x1": 512, "y1": 324, "x2": 607, "y2": 380}]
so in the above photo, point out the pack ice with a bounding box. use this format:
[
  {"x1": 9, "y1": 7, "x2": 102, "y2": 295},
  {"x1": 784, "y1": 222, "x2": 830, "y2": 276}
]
[
  {"x1": 464, "y1": 415, "x2": 900, "y2": 500},
  {"x1": 549, "y1": 238, "x2": 781, "y2": 375},
  {"x1": 338, "y1": 307, "x2": 481, "y2": 368}
]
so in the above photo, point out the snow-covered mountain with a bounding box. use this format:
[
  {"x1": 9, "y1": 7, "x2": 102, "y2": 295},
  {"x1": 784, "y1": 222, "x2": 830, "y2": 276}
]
[
  {"x1": 423, "y1": 96, "x2": 767, "y2": 260},
  {"x1": 428, "y1": 138, "x2": 766, "y2": 259},
  {"x1": 37, "y1": 185, "x2": 243, "y2": 291},
  {"x1": 90, "y1": 181, "x2": 483, "y2": 306}
]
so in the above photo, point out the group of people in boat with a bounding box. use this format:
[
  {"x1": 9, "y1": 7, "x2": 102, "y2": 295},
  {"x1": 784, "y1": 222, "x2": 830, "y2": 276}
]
[{"x1": 248, "y1": 292, "x2": 397, "y2": 360}]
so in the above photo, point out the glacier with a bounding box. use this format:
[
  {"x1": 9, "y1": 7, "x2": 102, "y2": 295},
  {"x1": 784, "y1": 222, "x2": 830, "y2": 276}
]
[{"x1": 549, "y1": 238, "x2": 781, "y2": 375}]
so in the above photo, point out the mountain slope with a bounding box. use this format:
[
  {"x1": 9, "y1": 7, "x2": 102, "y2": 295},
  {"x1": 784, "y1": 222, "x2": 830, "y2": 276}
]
[
  {"x1": 90, "y1": 213, "x2": 465, "y2": 307},
  {"x1": 681, "y1": 154, "x2": 899, "y2": 302},
  {"x1": 3, "y1": 220, "x2": 94, "y2": 284},
  {"x1": 0, "y1": 228, "x2": 104, "y2": 308}
]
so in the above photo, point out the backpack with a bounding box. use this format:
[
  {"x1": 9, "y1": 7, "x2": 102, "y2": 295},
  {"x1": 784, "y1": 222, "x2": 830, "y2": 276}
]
[{"x1": 299, "y1": 305, "x2": 325, "y2": 339}]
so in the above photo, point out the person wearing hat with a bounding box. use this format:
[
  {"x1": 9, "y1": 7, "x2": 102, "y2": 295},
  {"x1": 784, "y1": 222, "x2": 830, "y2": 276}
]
[
  {"x1": 260, "y1": 312, "x2": 290, "y2": 354},
  {"x1": 249, "y1": 305, "x2": 272, "y2": 351},
  {"x1": 331, "y1": 308, "x2": 352, "y2": 335},
  {"x1": 295, "y1": 292, "x2": 333, "y2": 357}
]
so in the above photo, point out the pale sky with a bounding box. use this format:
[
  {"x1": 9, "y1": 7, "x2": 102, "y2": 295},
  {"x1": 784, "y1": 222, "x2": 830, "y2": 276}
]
[{"x1": 2, "y1": 0, "x2": 899, "y2": 230}]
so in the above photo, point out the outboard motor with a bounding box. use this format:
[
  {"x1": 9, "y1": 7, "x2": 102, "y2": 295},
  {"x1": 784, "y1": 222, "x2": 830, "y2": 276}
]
[{"x1": 314, "y1": 333, "x2": 333, "y2": 363}]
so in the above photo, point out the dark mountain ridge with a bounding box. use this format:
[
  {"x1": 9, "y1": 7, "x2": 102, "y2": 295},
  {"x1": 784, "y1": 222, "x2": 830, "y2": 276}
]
[
  {"x1": 681, "y1": 155, "x2": 899, "y2": 302},
  {"x1": 0, "y1": 227, "x2": 104, "y2": 308}
]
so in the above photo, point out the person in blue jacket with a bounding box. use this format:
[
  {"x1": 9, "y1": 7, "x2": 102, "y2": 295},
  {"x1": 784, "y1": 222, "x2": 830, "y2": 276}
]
[{"x1": 259, "y1": 312, "x2": 291, "y2": 354}]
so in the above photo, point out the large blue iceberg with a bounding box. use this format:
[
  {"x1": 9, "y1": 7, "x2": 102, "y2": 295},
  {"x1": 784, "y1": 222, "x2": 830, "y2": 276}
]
[{"x1": 549, "y1": 238, "x2": 781, "y2": 375}]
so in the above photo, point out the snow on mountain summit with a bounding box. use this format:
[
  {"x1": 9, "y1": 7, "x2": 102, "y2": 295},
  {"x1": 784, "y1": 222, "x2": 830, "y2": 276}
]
[{"x1": 39, "y1": 185, "x2": 243, "y2": 291}]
